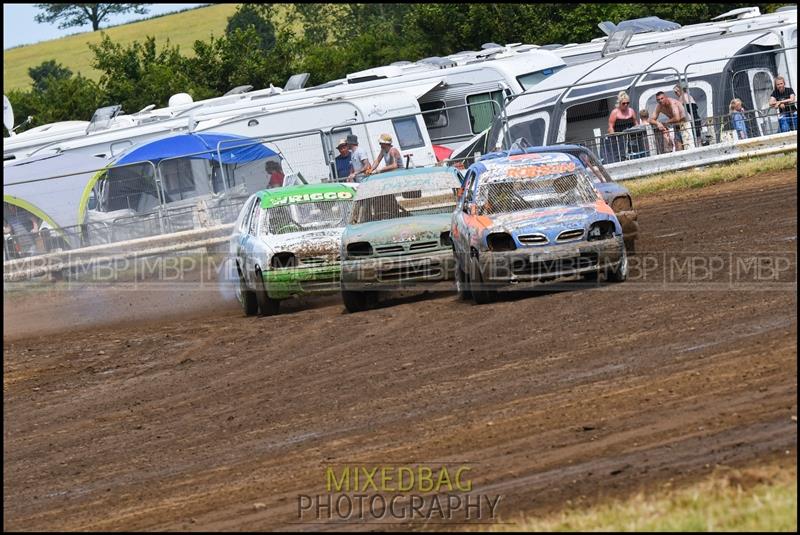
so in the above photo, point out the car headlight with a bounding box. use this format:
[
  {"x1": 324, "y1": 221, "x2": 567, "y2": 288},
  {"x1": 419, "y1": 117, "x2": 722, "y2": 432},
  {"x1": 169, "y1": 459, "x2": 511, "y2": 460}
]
[
  {"x1": 440, "y1": 231, "x2": 452, "y2": 247},
  {"x1": 486, "y1": 232, "x2": 516, "y2": 251},
  {"x1": 346, "y1": 241, "x2": 373, "y2": 258},
  {"x1": 588, "y1": 221, "x2": 616, "y2": 241}
]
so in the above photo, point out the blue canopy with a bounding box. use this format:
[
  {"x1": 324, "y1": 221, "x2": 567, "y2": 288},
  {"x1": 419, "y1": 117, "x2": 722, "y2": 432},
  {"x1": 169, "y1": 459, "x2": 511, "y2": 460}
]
[{"x1": 113, "y1": 132, "x2": 278, "y2": 166}]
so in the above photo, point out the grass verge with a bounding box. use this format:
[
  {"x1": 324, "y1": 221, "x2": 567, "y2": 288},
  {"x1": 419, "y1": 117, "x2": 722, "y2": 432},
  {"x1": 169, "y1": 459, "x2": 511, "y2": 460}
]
[
  {"x1": 625, "y1": 152, "x2": 797, "y2": 197},
  {"x1": 494, "y1": 462, "x2": 797, "y2": 532}
]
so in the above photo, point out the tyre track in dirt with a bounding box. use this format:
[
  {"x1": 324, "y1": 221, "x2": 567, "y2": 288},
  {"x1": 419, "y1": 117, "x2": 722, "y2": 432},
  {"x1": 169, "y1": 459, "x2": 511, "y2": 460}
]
[{"x1": 3, "y1": 168, "x2": 797, "y2": 530}]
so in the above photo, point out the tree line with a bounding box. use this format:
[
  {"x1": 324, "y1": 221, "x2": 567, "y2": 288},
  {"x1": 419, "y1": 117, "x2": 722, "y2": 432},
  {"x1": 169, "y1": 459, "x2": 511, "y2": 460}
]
[{"x1": 6, "y1": 3, "x2": 778, "y2": 134}]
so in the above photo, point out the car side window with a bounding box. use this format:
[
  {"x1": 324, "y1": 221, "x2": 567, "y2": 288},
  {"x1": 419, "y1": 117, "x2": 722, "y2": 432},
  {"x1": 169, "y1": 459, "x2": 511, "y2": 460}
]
[
  {"x1": 240, "y1": 196, "x2": 256, "y2": 233},
  {"x1": 248, "y1": 203, "x2": 261, "y2": 236},
  {"x1": 463, "y1": 170, "x2": 476, "y2": 205}
]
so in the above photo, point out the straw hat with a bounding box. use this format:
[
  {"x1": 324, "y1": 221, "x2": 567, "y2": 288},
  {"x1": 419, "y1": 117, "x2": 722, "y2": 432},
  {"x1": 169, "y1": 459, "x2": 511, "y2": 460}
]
[
  {"x1": 336, "y1": 138, "x2": 349, "y2": 149},
  {"x1": 378, "y1": 133, "x2": 393, "y2": 145}
]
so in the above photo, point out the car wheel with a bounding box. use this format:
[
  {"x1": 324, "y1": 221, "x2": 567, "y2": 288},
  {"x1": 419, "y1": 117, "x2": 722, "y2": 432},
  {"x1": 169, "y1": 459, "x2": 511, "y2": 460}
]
[
  {"x1": 255, "y1": 268, "x2": 280, "y2": 316},
  {"x1": 469, "y1": 257, "x2": 496, "y2": 305},
  {"x1": 455, "y1": 260, "x2": 472, "y2": 300},
  {"x1": 606, "y1": 247, "x2": 629, "y2": 283},
  {"x1": 342, "y1": 289, "x2": 370, "y2": 313},
  {"x1": 238, "y1": 272, "x2": 259, "y2": 316}
]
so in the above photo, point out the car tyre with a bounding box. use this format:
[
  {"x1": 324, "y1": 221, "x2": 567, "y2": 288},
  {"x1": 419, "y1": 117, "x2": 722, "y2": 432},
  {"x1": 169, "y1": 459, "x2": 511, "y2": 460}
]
[
  {"x1": 469, "y1": 257, "x2": 496, "y2": 305},
  {"x1": 455, "y1": 259, "x2": 472, "y2": 301},
  {"x1": 606, "y1": 247, "x2": 629, "y2": 283},
  {"x1": 238, "y1": 272, "x2": 259, "y2": 316},
  {"x1": 255, "y1": 268, "x2": 280, "y2": 316},
  {"x1": 342, "y1": 289, "x2": 370, "y2": 313}
]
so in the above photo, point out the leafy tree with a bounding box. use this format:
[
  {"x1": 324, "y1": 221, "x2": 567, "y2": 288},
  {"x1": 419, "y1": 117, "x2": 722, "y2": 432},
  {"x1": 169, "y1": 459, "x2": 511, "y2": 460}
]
[
  {"x1": 225, "y1": 4, "x2": 276, "y2": 52},
  {"x1": 6, "y1": 75, "x2": 105, "y2": 133},
  {"x1": 89, "y1": 33, "x2": 210, "y2": 111},
  {"x1": 190, "y1": 27, "x2": 279, "y2": 95},
  {"x1": 28, "y1": 59, "x2": 73, "y2": 92},
  {"x1": 34, "y1": 4, "x2": 151, "y2": 31}
]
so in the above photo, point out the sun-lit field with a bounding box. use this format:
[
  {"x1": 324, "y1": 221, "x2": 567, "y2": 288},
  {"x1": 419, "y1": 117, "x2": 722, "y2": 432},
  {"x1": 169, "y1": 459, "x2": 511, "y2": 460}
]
[
  {"x1": 3, "y1": 4, "x2": 244, "y2": 92},
  {"x1": 496, "y1": 462, "x2": 797, "y2": 532}
]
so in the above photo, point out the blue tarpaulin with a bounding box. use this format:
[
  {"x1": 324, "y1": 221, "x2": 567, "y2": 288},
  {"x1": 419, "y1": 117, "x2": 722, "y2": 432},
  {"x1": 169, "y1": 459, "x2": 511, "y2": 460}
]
[{"x1": 113, "y1": 132, "x2": 278, "y2": 166}]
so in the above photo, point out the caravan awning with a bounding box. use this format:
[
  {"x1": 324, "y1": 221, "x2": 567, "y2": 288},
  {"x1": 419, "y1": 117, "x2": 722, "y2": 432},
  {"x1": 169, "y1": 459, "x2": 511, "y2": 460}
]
[
  {"x1": 112, "y1": 132, "x2": 278, "y2": 166},
  {"x1": 4, "y1": 152, "x2": 111, "y2": 229}
]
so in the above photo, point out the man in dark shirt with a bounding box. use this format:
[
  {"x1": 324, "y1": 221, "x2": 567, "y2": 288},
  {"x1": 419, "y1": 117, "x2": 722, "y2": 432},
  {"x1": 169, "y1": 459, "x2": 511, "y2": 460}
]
[
  {"x1": 769, "y1": 75, "x2": 797, "y2": 132},
  {"x1": 333, "y1": 139, "x2": 353, "y2": 181}
]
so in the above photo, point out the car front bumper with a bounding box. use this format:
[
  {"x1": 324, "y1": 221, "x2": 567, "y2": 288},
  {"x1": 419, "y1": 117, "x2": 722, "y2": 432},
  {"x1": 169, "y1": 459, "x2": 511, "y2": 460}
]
[
  {"x1": 341, "y1": 249, "x2": 455, "y2": 291},
  {"x1": 476, "y1": 236, "x2": 624, "y2": 288},
  {"x1": 263, "y1": 263, "x2": 342, "y2": 299}
]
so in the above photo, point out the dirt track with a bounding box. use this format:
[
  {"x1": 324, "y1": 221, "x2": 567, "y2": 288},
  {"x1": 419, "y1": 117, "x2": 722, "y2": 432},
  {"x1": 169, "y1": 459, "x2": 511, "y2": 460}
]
[{"x1": 3, "y1": 169, "x2": 797, "y2": 530}]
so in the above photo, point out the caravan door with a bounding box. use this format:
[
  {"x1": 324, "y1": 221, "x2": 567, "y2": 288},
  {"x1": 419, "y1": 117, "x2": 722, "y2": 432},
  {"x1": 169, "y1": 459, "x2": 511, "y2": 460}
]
[{"x1": 731, "y1": 68, "x2": 779, "y2": 136}]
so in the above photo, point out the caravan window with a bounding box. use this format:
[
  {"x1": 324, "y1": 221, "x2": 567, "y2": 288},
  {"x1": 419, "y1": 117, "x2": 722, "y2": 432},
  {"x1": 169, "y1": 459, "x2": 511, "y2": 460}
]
[
  {"x1": 420, "y1": 101, "x2": 448, "y2": 129},
  {"x1": 509, "y1": 118, "x2": 547, "y2": 147},
  {"x1": 752, "y1": 71, "x2": 775, "y2": 111},
  {"x1": 391, "y1": 117, "x2": 426, "y2": 149},
  {"x1": 467, "y1": 90, "x2": 504, "y2": 133},
  {"x1": 563, "y1": 97, "x2": 614, "y2": 145},
  {"x1": 516, "y1": 67, "x2": 561, "y2": 91}
]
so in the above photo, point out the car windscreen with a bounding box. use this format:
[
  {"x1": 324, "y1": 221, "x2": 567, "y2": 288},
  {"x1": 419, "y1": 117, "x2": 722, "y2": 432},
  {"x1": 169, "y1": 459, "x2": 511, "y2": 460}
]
[
  {"x1": 350, "y1": 172, "x2": 460, "y2": 224},
  {"x1": 264, "y1": 199, "x2": 353, "y2": 235},
  {"x1": 350, "y1": 187, "x2": 459, "y2": 224},
  {"x1": 476, "y1": 170, "x2": 598, "y2": 215}
]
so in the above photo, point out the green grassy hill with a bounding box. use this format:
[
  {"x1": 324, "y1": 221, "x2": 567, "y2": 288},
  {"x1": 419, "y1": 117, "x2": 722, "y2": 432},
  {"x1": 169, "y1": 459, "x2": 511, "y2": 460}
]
[{"x1": 3, "y1": 4, "x2": 242, "y2": 93}]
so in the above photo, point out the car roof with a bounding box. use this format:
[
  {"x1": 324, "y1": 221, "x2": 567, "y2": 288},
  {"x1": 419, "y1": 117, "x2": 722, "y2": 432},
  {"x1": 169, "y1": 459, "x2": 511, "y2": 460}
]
[
  {"x1": 257, "y1": 183, "x2": 357, "y2": 209},
  {"x1": 355, "y1": 167, "x2": 461, "y2": 199},
  {"x1": 467, "y1": 151, "x2": 583, "y2": 180}
]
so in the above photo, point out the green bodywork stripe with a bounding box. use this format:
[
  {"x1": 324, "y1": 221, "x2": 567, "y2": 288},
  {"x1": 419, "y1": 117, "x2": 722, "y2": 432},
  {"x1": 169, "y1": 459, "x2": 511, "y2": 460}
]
[
  {"x1": 262, "y1": 263, "x2": 341, "y2": 299},
  {"x1": 260, "y1": 184, "x2": 356, "y2": 209}
]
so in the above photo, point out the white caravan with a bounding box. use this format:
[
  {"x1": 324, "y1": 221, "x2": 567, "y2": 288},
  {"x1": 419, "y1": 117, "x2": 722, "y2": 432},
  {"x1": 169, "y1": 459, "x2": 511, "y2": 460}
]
[
  {"x1": 450, "y1": 8, "x2": 796, "y2": 160},
  {"x1": 3, "y1": 46, "x2": 567, "y2": 161}
]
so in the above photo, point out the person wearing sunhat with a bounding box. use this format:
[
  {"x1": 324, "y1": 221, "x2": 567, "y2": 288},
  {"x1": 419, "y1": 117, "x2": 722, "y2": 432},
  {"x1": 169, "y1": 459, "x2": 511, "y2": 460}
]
[
  {"x1": 333, "y1": 138, "x2": 353, "y2": 181},
  {"x1": 367, "y1": 133, "x2": 403, "y2": 175}
]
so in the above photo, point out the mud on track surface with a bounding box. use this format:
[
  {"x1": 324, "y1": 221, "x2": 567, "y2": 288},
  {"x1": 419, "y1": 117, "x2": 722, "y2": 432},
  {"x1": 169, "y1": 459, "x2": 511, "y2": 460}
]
[{"x1": 3, "y1": 169, "x2": 797, "y2": 530}]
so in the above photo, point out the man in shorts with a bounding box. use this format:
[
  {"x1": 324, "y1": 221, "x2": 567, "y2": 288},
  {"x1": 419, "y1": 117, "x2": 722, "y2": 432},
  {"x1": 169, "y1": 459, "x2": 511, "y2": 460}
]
[{"x1": 648, "y1": 91, "x2": 687, "y2": 151}]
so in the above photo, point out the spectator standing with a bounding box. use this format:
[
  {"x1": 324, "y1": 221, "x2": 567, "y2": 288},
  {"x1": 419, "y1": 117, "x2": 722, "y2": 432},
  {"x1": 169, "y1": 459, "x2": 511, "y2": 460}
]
[
  {"x1": 265, "y1": 160, "x2": 285, "y2": 189},
  {"x1": 648, "y1": 91, "x2": 687, "y2": 151},
  {"x1": 769, "y1": 75, "x2": 797, "y2": 132},
  {"x1": 606, "y1": 91, "x2": 639, "y2": 162},
  {"x1": 675, "y1": 85, "x2": 702, "y2": 145},
  {"x1": 333, "y1": 138, "x2": 353, "y2": 181},
  {"x1": 641, "y1": 108, "x2": 672, "y2": 154},
  {"x1": 368, "y1": 133, "x2": 403, "y2": 175},
  {"x1": 346, "y1": 134, "x2": 371, "y2": 181},
  {"x1": 729, "y1": 98, "x2": 748, "y2": 140}
]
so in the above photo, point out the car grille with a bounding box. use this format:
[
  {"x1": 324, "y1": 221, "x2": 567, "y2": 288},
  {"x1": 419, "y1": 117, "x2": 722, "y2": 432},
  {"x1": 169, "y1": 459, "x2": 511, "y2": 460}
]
[
  {"x1": 518, "y1": 233, "x2": 548, "y2": 245},
  {"x1": 511, "y1": 252, "x2": 598, "y2": 276},
  {"x1": 299, "y1": 273, "x2": 340, "y2": 292},
  {"x1": 377, "y1": 259, "x2": 442, "y2": 282},
  {"x1": 409, "y1": 240, "x2": 438, "y2": 251},
  {"x1": 375, "y1": 245, "x2": 405, "y2": 255},
  {"x1": 556, "y1": 229, "x2": 584, "y2": 242}
]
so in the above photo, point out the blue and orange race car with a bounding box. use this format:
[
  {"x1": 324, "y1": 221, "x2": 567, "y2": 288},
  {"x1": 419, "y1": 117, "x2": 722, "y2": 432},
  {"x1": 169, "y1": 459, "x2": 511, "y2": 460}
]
[{"x1": 451, "y1": 149, "x2": 628, "y2": 304}]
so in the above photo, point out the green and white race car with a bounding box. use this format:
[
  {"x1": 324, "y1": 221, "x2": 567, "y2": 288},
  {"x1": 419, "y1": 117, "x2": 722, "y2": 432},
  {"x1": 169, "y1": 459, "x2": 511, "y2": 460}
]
[{"x1": 231, "y1": 183, "x2": 357, "y2": 316}]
